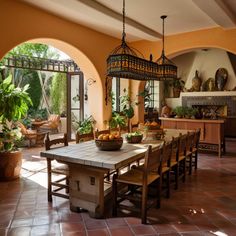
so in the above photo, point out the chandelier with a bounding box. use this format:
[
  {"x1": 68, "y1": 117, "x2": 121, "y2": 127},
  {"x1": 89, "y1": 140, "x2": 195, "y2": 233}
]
[
  {"x1": 106, "y1": 0, "x2": 158, "y2": 81},
  {"x1": 156, "y1": 15, "x2": 177, "y2": 80}
]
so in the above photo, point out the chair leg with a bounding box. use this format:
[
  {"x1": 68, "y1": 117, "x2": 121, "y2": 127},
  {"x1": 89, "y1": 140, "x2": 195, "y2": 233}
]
[
  {"x1": 188, "y1": 154, "x2": 192, "y2": 175},
  {"x1": 175, "y1": 164, "x2": 179, "y2": 190},
  {"x1": 47, "y1": 159, "x2": 52, "y2": 202},
  {"x1": 112, "y1": 174, "x2": 118, "y2": 217},
  {"x1": 141, "y1": 184, "x2": 148, "y2": 224},
  {"x1": 166, "y1": 171, "x2": 170, "y2": 198},
  {"x1": 182, "y1": 159, "x2": 186, "y2": 183},
  {"x1": 194, "y1": 152, "x2": 198, "y2": 170},
  {"x1": 156, "y1": 178, "x2": 162, "y2": 209}
]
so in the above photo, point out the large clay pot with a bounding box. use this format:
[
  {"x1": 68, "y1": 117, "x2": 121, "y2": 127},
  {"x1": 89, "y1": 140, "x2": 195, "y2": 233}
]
[{"x1": 0, "y1": 151, "x2": 22, "y2": 181}]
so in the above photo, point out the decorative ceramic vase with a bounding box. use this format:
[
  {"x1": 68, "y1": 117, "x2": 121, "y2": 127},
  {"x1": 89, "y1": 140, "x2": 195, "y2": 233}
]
[
  {"x1": 191, "y1": 70, "x2": 202, "y2": 91},
  {"x1": 215, "y1": 68, "x2": 228, "y2": 91}
]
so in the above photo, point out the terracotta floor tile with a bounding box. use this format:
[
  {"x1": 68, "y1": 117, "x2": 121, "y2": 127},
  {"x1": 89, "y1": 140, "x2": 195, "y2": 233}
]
[
  {"x1": 7, "y1": 226, "x2": 31, "y2": 236},
  {"x1": 31, "y1": 224, "x2": 61, "y2": 235},
  {"x1": 130, "y1": 224, "x2": 156, "y2": 235},
  {"x1": 11, "y1": 217, "x2": 33, "y2": 228},
  {"x1": 60, "y1": 222, "x2": 85, "y2": 233},
  {"x1": 106, "y1": 217, "x2": 127, "y2": 228},
  {"x1": 87, "y1": 228, "x2": 110, "y2": 236},
  {"x1": 109, "y1": 226, "x2": 134, "y2": 236},
  {"x1": 85, "y1": 218, "x2": 107, "y2": 230}
]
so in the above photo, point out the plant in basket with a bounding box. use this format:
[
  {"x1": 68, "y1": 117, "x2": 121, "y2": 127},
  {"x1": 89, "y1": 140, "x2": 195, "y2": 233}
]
[{"x1": 125, "y1": 131, "x2": 143, "y2": 143}]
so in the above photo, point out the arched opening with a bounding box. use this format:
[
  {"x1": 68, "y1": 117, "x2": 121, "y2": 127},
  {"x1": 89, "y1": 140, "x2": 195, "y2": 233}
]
[{"x1": 1, "y1": 38, "x2": 105, "y2": 139}]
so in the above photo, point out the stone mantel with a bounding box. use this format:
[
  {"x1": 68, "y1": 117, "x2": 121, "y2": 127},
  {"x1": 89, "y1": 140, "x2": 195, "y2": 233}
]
[{"x1": 180, "y1": 91, "x2": 236, "y2": 98}]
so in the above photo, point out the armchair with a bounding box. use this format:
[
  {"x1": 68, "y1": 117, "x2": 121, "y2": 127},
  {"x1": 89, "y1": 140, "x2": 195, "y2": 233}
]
[
  {"x1": 18, "y1": 122, "x2": 47, "y2": 147},
  {"x1": 38, "y1": 114, "x2": 61, "y2": 134}
]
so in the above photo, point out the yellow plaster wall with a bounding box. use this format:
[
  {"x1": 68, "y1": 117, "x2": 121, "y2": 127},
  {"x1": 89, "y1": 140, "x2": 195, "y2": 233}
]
[{"x1": 0, "y1": 0, "x2": 120, "y2": 128}]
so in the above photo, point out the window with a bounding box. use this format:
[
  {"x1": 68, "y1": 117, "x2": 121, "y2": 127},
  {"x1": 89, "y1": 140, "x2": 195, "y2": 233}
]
[
  {"x1": 145, "y1": 80, "x2": 160, "y2": 110},
  {"x1": 112, "y1": 77, "x2": 120, "y2": 112}
]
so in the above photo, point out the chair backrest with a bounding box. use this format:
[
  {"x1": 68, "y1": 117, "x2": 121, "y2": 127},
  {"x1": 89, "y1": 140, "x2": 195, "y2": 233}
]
[
  {"x1": 161, "y1": 141, "x2": 172, "y2": 167},
  {"x1": 171, "y1": 136, "x2": 179, "y2": 161},
  {"x1": 143, "y1": 145, "x2": 162, "y2": 174},
  {"x1": 76, "y1": 132, "x2": 94, "y2": 143},
  {"x1": 193, "y1": 128, "x2": 201, "y2": 148},
  {"x1": 45, "y1": 133, "x2": 68, "y2": 150},
  {"x1": 186, "y1": 131, "x2": 195, "y2": 152},
  {"x1": 94, "y1": 129, "x2": 110, "y2": 138},
  {"x1": 178, "y1": 133, "x2": 187, "y2": 157}
]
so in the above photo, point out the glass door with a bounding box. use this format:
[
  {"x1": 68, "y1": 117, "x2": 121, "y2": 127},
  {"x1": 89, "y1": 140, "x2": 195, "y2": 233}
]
[{"x1": 67, "y1": 72, "x2": 84, "y2": 140}]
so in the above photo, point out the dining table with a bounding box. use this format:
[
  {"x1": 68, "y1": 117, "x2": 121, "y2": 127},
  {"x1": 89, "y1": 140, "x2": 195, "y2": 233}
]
[{"x1": 40, "y1": 129, "x2": 189, "y2": 218}]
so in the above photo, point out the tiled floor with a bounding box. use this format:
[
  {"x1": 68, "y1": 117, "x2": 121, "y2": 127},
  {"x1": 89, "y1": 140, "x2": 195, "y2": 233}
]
[{"x1": 1, "y1": 138, "x2": 236, "y2": 235}]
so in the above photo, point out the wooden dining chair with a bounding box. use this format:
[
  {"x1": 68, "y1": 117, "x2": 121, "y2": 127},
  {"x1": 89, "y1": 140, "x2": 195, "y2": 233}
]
[
  {"x1": 112, "y1": 145, "x2": 162, "y2": 224},
  {"x1": 191, "y1": 129, "x2": 201, "y2": 170},
  {"x1": 161, "y1": 140, "x2": 173, "y2": 199},
  {"x1": 186, "y1": 131, "x2": 196, "y2": 175},
  {"x1": 76, "y1": 132, "x2": 94, "y2": 143},
  {"x1": 177, "y1": 133, "x2": 188, "y2": 183},
  {"x1": 45, "y1": 133, "x2": 69, "y2": 202},
  {"x1": 169, "y1": 136, "x2": 180, "y2": 190}
]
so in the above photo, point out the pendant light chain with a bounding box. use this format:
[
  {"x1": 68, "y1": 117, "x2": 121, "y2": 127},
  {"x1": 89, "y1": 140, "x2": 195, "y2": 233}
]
[
  {"x1": 161, "y1": 15, "x2": 167, "y2": 57},
  {"x1": 122, "y1": 0, "x2": 126, "y2": 45}
]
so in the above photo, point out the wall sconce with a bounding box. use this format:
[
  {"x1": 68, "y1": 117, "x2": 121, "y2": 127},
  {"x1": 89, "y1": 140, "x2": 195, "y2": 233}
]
[{"x1": 85, "y1": 78, "x2": 96, "y2": 101}]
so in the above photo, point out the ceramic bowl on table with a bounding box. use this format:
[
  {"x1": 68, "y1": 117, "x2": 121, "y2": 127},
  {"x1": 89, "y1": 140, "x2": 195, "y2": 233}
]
[{"x1": 95, "y1": 138, "x2": 123, "y2": 151}]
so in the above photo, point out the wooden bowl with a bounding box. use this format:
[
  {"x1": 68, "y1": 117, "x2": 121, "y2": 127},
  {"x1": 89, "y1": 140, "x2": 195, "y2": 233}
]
[
  {"x1": 125, "y1": 134, "x2": 143, "y2": 144},
  {"x1": 95, "y1": 138, "x2": 123, "y2": 151}
]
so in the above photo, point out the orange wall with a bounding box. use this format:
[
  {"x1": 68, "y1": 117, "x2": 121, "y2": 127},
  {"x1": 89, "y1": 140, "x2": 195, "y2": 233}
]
[
  {"x1": 0, "y1": 0, "x2": 120, "y2": 128},
  {"x1": 1, "y1": 0, "x2": 236, "y2": 127}
]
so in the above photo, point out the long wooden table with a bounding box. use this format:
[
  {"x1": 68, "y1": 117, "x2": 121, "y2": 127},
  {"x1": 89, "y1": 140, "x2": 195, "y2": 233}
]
[{"x1": 40, "y1": 129, "x2": 188, "y2": 217}]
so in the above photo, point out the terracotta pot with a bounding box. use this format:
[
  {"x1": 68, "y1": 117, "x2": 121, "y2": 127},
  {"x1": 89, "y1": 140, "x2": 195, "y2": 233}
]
[{"x1": 0, "y1": 151, "x2": 22, "y2": 181}]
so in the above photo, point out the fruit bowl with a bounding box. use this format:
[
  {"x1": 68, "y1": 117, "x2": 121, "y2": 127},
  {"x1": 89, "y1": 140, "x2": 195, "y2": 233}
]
[{"x1": 95, "y1": 138, "x2": 123, "y2": 151}]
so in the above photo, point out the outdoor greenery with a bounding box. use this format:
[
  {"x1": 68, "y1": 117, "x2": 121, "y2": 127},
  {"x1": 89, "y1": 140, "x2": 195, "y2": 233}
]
[
  {"x1": 0, "y1": 75, "x2": 32, "y2": 151},
  {"x1": 50, "y1": 73, "x2": 67, "y2": 115}
]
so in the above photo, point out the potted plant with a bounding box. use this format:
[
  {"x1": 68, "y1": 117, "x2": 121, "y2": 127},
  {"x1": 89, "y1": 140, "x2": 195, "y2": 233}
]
[
  {"x1": 173, "y1": 106, "x2": 185, "y2": 118},
  {"x1": 74, "y1": 115, "x2": 96, "y2": 135},
  {"x1": 109, "y1": 112, "x2": 126, "y2": 133},
  {"x1": 164, "y1": 78, "x2": 185, "y2": 98},
  {"x1": 0, "y1": 75, "x2": 32, "y2": 181},
  {"x1": 120, "y1": 88, "x2": 138, "y2": 132}
]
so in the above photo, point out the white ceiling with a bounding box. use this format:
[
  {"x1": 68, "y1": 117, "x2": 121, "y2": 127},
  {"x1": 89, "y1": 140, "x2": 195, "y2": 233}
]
[{"x1": 23, "y1": 0, "x2": 236, "y2": 42}]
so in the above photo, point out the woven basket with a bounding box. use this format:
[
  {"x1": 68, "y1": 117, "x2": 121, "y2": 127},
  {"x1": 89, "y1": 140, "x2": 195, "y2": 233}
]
[
  {"x1": 95, "y1": 138, "x2": 123, "y2": 151},
  {"x1": 125, "y1": 135, "x2": 143, "y2": 144}
]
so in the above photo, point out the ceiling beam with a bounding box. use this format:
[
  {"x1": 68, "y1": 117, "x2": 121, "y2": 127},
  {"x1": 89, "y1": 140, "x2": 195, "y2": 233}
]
[
  {"x1": 77, "y1": 0, "x2": 162, "y2": 39},
  {"x1": 193, "y1": 0, "x2": 236, "y2": 28}
]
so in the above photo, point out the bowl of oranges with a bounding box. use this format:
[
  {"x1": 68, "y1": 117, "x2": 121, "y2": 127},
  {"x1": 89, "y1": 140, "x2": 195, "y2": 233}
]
[{"x1": 95, "y1": 133, "x2": 123, "y2": 151}]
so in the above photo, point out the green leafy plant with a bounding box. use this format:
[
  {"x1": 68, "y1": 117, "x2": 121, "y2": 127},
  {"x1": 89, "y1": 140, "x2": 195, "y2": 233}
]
[
  {"x1": 74, "y1": 116, "x2": 96, "y2": 135},
  {"x1": 109, "y1": 112, "x2": 126, "y2": 129},
  {"x1": 173, "y1": 106, "x2": 185, "y2": 118},
  {"x1": 0, "y1": 75, "x2": 32, "y2": 151}
]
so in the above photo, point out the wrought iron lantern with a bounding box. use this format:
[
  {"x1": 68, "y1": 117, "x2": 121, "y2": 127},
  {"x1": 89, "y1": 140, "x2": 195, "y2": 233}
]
[
  {"x1": 156, "y1": 15, "x2": 177, "y2": 80},
  {"x1": 106, "y1": 0, "x2": 158, "y2": 81}
]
